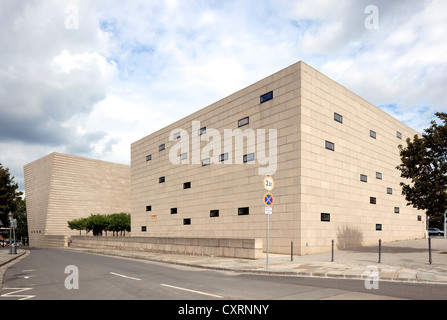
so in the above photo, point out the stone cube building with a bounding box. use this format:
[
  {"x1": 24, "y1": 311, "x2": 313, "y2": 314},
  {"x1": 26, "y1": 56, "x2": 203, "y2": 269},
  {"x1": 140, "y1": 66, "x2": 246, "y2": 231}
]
[
  {"x1": 131, "y1": 61, "x2": 425, "y2": 255},
  {"x1": 24, "y1": 153, "x2": 130, "y2": 247}
]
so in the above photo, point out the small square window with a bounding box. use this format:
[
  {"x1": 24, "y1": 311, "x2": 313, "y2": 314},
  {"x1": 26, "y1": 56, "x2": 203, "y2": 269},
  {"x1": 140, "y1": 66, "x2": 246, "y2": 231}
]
[
  {"x1": 146, "y1": 206, "x2": 152, "y2": 212},
  {"x1": 370, "y1": 197, "x2": 376, "y2": 204},
  {"x1": 141, "y1": 226, "x2": 147, "y2": 232},
  {"x1": 394, "y1": 207, "x2": 400, "y2": 214},
  {"x1": 180, "y1": 152, "x2": 188, "y2": 160},
  {"x1": 238, "y1": 117, "x2": 249, "y2": 127},
  {"x1": 146, "y1": 154, "x2": 152, "y2": 161},
  {"x1": 199, "y1": 126, "x2": 207, "y2": 136},
  {"x1": 334, "y1": 113, "x2": 343, "y2": 123},
  {"x1": 210, "y1": 210, "x2": 219, "y2": 218},
  {"x1": 183, "y1": 218, "x2": 191, "y2": 225},
  {"x1": 243, "y1": 153, "x2": 255, "y2": 163},
  {"x1": 173, "y1": 132, "x2": 181, "y2": 140},
  {"x1": 376, "y1": 172, "x2": 382, "y2": 180},
  {"x1": 397, "y1": 131, "x2": 402, "y2": 139},
  {"x1": 260, "y1": 91, "x2": 273, "y2": 104},
  {"x1": 171, "y1": 208, "x2": 177, "y2": 214},
  {"x1": 202, "y1": 158, "x2": 210, "y2": 166},
  {"x1": 159, "y1": 144, "x2": 165, "y2": 151},
  {"x1": 159, "y1": 176, "x2": 165, "y2": 183},
  {"x1": 238, "y1": 207, "x2": 249, "y2": 216},
  {"x1": 387, "y1": 187, "x2": 393, "y2": 195},
  {"x1": 325, "y1": 141, "x2": 335, "y2": 151},
  {"x1": 321, "y1": 213, "x2": 330, "y2": 222},
  {"x1": 360, "y1": 174, "x2": 368, "y2": 183},
  {"x1": 183, "y1": 182, "x2": 191, "y2": 189},
  {"x1": 219, "y1": 153, "x2": 228, "y2": 162},
  {"x1": 370, "y1": 130, "x2": 376, "y2": 139},
  {"x1": 376, "y1": 224, "x2": 382, "y2": 231}
]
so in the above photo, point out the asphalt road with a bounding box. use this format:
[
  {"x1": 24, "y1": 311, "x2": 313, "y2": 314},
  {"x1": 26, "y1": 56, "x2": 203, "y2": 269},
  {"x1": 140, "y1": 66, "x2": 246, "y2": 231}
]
[{"x1": 1, "y1": 248, "x2": 447, "y2": 304}]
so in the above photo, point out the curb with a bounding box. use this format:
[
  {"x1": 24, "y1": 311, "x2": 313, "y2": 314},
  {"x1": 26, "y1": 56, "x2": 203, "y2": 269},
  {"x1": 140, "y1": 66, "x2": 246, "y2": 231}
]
[{"x1": 0, "y1": 249, "x2": 27, "y2": 268}]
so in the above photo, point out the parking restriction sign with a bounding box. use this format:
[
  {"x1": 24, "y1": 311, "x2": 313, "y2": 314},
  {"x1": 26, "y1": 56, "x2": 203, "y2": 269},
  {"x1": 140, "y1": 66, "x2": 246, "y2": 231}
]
[{"x1": 264, "y1": 193, "x2": 274, "y2": 207}]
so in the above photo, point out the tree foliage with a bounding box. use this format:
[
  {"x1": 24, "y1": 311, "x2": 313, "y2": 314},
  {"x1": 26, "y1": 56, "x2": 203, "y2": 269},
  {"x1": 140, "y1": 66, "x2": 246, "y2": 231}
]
[
  {"x1": 397, "y1": 112, "x2": 447, "y2": 226},
  {"x1": 0, "y1": 163, "x2": 23, "y2": 225},
  {"x1": 67, "y1": 213, "x2": 130, "y2": 236}
]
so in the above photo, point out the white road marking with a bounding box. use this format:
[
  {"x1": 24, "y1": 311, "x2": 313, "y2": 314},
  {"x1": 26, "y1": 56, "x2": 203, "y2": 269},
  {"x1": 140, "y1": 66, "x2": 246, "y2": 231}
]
[
  {"x1": 109, "y1": 272, "x2": 141, "y2": 281},
  {"x1": 160, "y1": 283, "x2": 223, "y2": 299},
  {"x1": 1, "y1": 288, "x2": 35, "y2": 300}
]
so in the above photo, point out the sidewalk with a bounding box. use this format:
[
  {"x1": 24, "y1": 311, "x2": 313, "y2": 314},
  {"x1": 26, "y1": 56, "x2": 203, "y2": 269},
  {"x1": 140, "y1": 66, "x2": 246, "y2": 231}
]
[
  {"x1": 68, "y1": 238, "x2": 447, "y2": 284},
  {"x1": 2, "y1": 239, "x2": 447, "y2": 285}
]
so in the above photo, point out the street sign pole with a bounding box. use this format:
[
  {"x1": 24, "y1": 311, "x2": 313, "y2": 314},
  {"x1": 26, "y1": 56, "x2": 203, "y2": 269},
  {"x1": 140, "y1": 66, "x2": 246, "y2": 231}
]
[
  {"x1": 263, "y1": 176, "x2": 274, "y2": 270},
  {"x1": 266, "y1": 212, "x2": 269, "y2": 269}
]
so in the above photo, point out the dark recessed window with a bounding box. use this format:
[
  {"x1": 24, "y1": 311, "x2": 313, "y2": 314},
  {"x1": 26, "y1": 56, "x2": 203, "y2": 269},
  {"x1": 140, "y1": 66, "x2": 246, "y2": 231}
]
[
  {"x1": 387, "y1": 187, "x2": 393, "y2": 195},
  {"x1": 146, "y1": 206, "x2": 152, "y2": 212},
  {"x1": 370, "y1": 197, "x2": 376, "y2": 204},
  {"x1": 260, "y1": 91, "x2": 273, "y2": 104},
  {"x1": 173, "y1": 132, "x2": 181, "y2": 140},
  {"x1": 325, "y1": 141, "x2": 335, "y2": 151},
  {"x1": 159, "y1": 176, "x2": 165, "y2": 183},
  {"x1": 199, "y1": 126, "x2": 207, "y2": 136},
  {"x1": 238, "y1": 207, "x2": 249, "y2": 216},
  {"x1": 321, "y1": 213, "x2": 330, "y2": 222},
  {"x1": 376, "y1": 224, "x2": 382, "y2": 231},
  {"x1": 370, "y1": 130, "x2": 376, "y2": 139},
  {"x1": 334, "y1": 113, "x2": 343, "y2": 123},
  {"x1": 171, "y1": 208, "x2": 177, "y2": 214},
  {"x1": 219, "y1": 153, "x2": 228, "y2": 162},
  {"x1": 397, "y1": 131, "x2": 402, "y2": 139},
  {"x1": 141, "y1": 226, "x2": 147, "y2": 232},
  {"x1": 376, "y1": 172, "x2": 382, "y2": 180},
  {"x1": 146, "y1": 154, "x2": 152, "y2": 162},
  {"x1": 243, "y1": 153, "x2": 255, "y2": 163},
  {"x1": 418, "y1": 215, "x2": 422, "y2": 221},
  {"x1": 202, "y1": 158, "x2": 210, "y2": 166},
  {"x1": 159, "y1": 144, "x2": 165, "y2": 151},
  {"x1": 183, "y1": 182, "x2": 191, "y2": 189},
  {"x1": 394, "y1": 207, "x2": 400, "y2": 214},
  {"x1": 360, "y1": 174, "x2": 368, "y2": 182},
  {"x1": 180, "y1": 153, "x2": 187, "y2": 160},
  {"x1": 238, "y1": 117, "x2": 249, "y2": 127},
  {"x1": 183, "y1": 218, "x2": 191, "y2": 225},
  {"x1": 210, "y1": 210, "x2": 219, "y2": 218}
]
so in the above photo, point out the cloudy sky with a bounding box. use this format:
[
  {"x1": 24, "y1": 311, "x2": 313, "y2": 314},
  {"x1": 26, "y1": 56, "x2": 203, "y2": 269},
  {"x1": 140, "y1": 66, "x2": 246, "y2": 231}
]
[{"x1": 1, "y1": 0, "x2": 446, "y2": 192}]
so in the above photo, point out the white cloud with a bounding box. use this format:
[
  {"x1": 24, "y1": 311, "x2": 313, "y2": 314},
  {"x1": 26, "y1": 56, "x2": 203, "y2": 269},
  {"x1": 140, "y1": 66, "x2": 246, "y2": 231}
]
[{"x1": 1, "y1": 0, "x2": 446, "y2": 190}]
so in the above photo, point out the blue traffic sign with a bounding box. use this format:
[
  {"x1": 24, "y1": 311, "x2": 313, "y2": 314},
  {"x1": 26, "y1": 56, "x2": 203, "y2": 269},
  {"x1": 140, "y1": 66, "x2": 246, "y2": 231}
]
[{"x1": 264, "y1": 193, "x2": 274, "y2": 207}]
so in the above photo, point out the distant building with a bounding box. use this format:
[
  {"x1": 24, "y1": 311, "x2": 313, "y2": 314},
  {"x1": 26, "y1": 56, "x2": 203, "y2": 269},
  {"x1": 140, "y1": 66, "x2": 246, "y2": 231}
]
[
  {"x1": 24, "y1": 153, "x2": 130, "y2": 247},
  {"x1": 131, "y1": 61, "x2": 425, "y2": 255}
]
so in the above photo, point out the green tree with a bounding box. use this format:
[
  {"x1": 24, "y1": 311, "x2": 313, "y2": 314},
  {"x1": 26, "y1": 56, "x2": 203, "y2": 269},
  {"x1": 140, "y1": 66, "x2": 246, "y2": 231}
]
[
  {"x1": 15, "y1": 197, "x2": 28, "y2": 243},
  {"x1": 67, "y1": 218, "x2": 89, "y2": 235},
  {"x1": 86, "y1": 214, "x2": 110, "y2": 236},
  {"x1": 108, "y1": 213, "x2": 131, "y2": 236},
  {"x1": 0, "y1": 163, "x2": 23, "y2": 226},
  {"x1": 396, "y1": 112, "x2": 447, "y2": 228}
]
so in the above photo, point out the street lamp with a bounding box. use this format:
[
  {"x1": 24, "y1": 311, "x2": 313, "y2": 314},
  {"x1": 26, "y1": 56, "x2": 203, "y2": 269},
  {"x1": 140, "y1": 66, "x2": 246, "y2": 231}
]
[{"x1": 7, "y1": 212, "x2": 12, "y2": 254}]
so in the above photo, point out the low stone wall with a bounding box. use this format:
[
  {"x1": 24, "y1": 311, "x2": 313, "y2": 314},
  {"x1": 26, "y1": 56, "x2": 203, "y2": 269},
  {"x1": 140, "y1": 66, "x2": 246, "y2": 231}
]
[
  {"x1": 69, "y1": 236, "x2": 263, "y2": 260},
  {"x1": 30, "y1": 235, "x2": 68, "y2": 248}
]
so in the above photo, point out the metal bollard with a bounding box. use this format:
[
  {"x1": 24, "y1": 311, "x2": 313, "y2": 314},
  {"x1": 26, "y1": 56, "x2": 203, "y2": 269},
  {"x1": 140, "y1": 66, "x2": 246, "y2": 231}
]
[
  {"x1": 291, "y1": 241, "x2": 293, "y2": 261},
  {"x1": 428, "y1": 237, "x2": 432, "y2": 265},
  {"x1": 331, "y1": 240, "x2": 334, "y2": 262},
  {"x1": 378, "y1": 239, "x2": 381, "y2": 263}
]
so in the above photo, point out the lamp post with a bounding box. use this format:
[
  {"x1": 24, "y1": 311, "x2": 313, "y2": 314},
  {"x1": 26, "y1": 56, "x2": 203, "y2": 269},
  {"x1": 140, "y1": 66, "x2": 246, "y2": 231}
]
[{"x1": 7, "y1": 212, "x2": 12, "y2": 254}]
